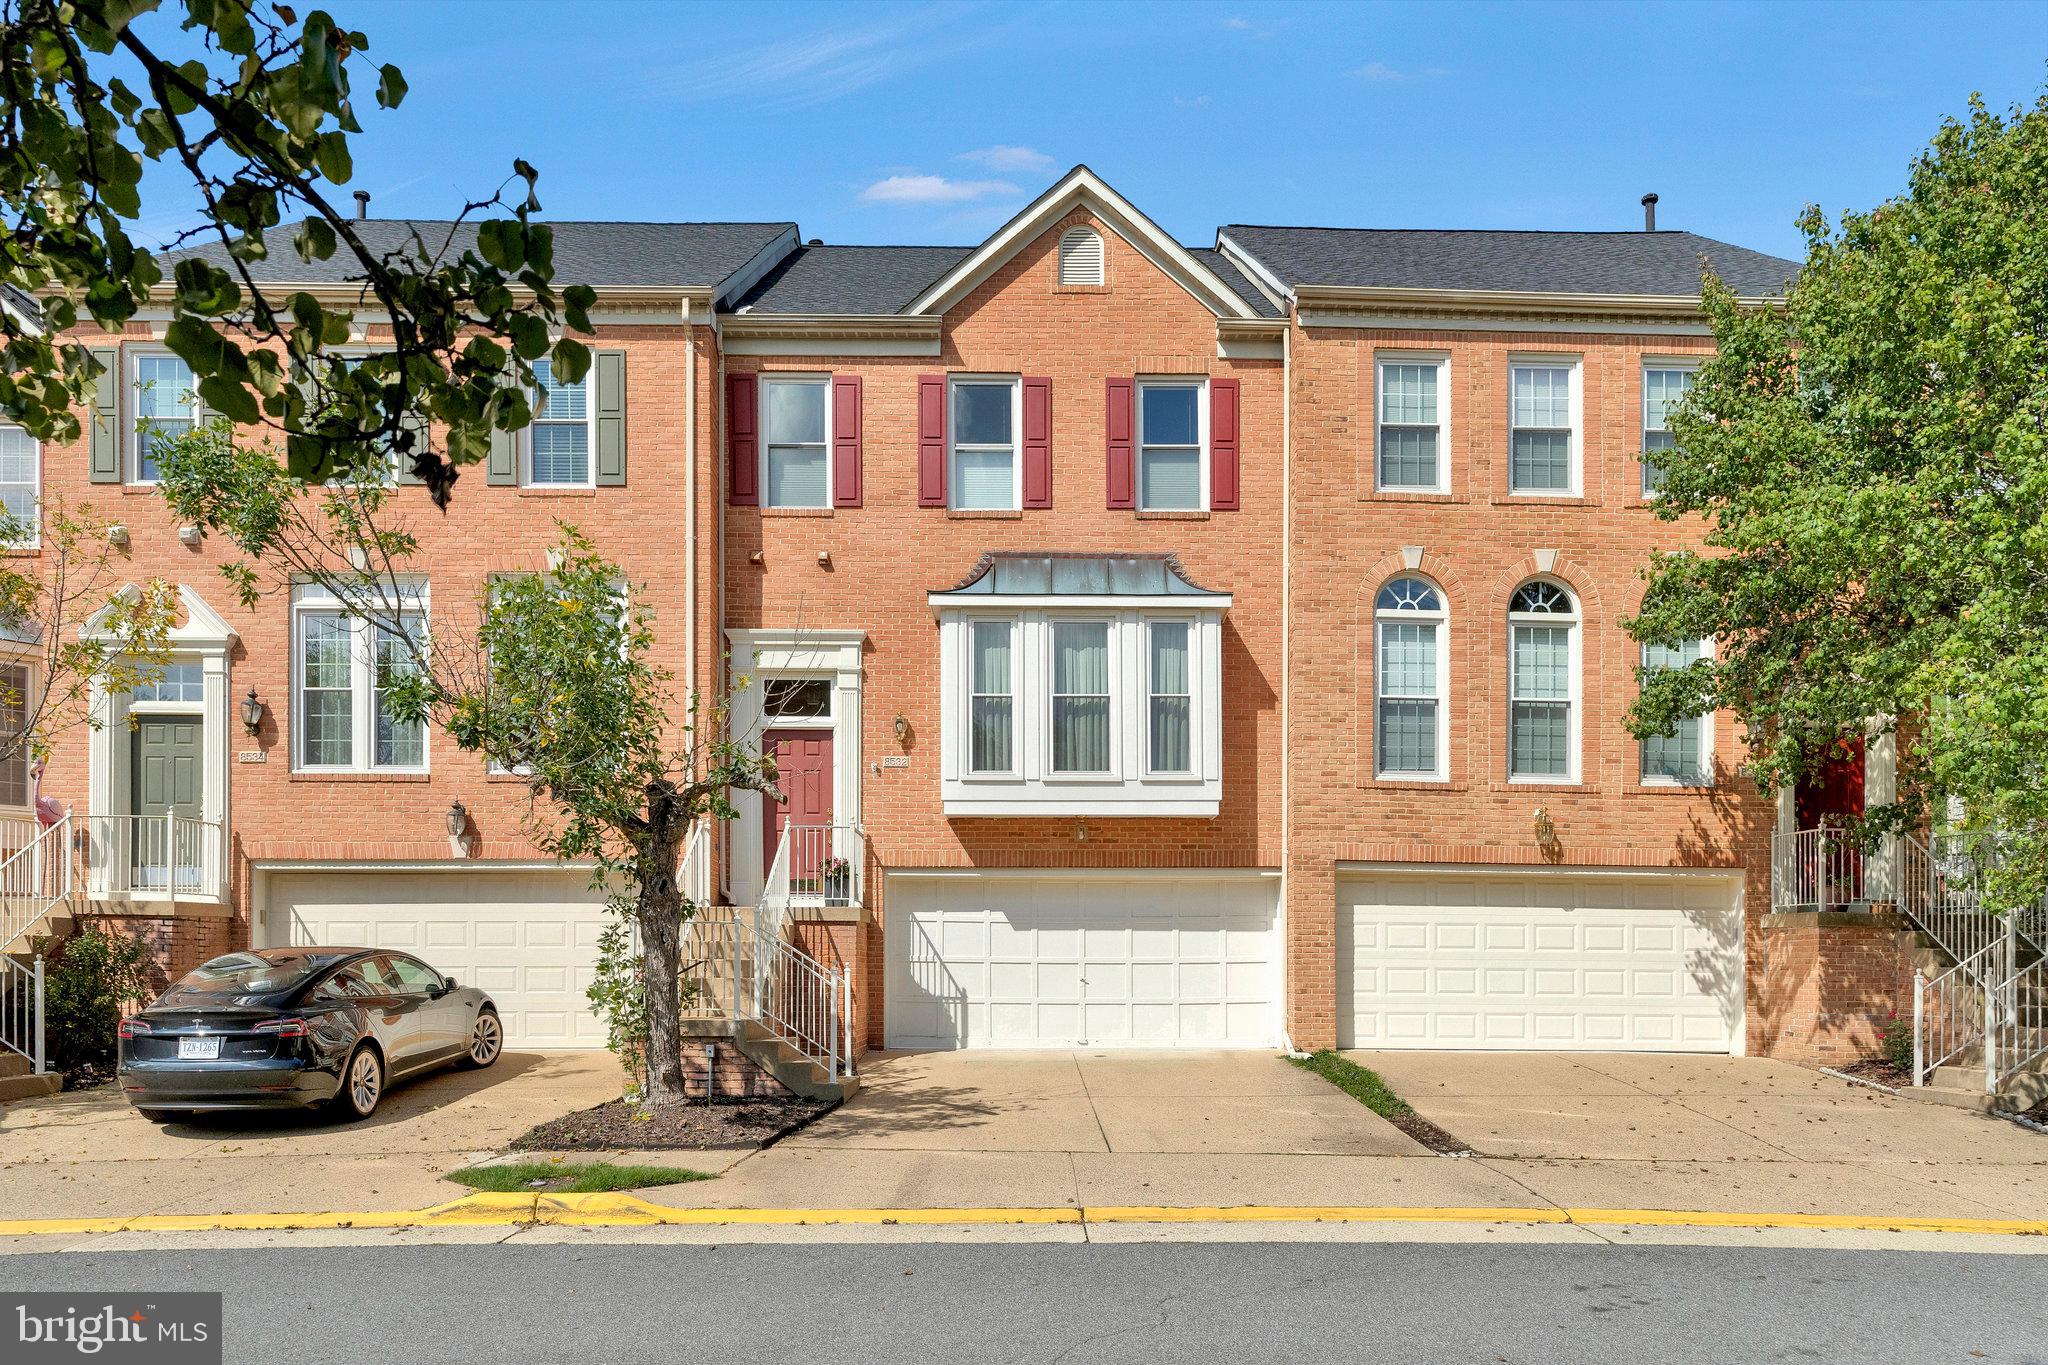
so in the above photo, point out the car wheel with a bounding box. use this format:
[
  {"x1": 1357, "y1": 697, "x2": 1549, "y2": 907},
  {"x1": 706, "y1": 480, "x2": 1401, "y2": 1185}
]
[
  {"x1": 458, "y1": 1008, "x2": 503, "y2": 1070},
  {"x1": 137, "y1": 1108, "x2": 185, "y2": 1124},
  {"x1": 336, "y1": 1045, "x2": 383, "y2": 1121}
]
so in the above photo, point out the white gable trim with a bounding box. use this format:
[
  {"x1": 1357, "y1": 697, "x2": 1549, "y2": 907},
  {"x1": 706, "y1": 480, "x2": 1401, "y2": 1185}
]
[
  {"x1": 905, "y1": 166, "x2": 1258, "y2": 321},
  {"x1": 81, "y1": 582, "x2": 238, "y2": 649}
]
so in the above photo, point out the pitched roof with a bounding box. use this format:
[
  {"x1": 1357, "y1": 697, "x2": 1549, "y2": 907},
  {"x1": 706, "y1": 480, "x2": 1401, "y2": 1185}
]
[
  {"x1": 161, "y1": 219, "x2": 797, "y2": 292},
  {"x1": 933, "y1": 552, "x2": 1226, "y2": 600},
  {"x1": 731, "y1": 245, "x2": 973, "y2": 315},
  {"x1": 1218, "y1": 226, "x2": 1799, "y2": 299},
  {"x1": 1186, "y1": 247, "x2": 1283, "y2": 318}
]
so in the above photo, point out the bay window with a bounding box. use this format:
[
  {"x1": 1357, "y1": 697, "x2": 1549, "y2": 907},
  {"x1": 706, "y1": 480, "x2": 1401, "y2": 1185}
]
[
  {"x1": 1050, "y1": 621, "x2": 1111, "y2": 773},
  {"x1": 969, "y1": 620, "x2": 1015, "y2": 775},
  {"x1": 1148, "y1": 621, "x2": 1191, "y2": 774}
]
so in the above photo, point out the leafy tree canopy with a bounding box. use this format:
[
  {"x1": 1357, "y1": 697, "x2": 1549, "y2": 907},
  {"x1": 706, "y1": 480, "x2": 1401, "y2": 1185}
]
[{"x1": 1629, "y1": 92, "x2": 2048, "y2": 904}]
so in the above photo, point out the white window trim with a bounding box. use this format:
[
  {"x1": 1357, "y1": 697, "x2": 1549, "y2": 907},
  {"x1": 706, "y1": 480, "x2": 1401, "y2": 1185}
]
[
  {"x1": 965, "y1": 618, "x2": 1019, "y2": 778},
  {"x1": 127, "y1": 348, "x2": 201, "y2": 487},
  {"x1": 758, "y1": 374, "x2": 833, "y2": 510},
  {"x1": 290, "y1": 582, "x2": 431, "y2": 775},
  {"x1": 1135, "y1": 377, "x2": 1209, "y2": 512},
  {"x1": 523, "y1": 361, "x2": 597, "y2": 489},
  {"x1": 1373, "y1": 581, "x2": 1450, "y2": 782},
  {"x1": 1142, "y1": 617, "x2": 1197, "y2": 778},
  {"x1": 1640, "y1": 358, "x2": 1702, "y2": 498},
  {"x1": 0, "y1": 424, "x2": 41, "y2": 549},
  {"x1": 1374, "y1": 353, "x2": 1451, "y2": 494},
  {"x1": 1046, "y1": 617, "x2": 1118, "y2": 781},
  {"x1": 1506, "y1": 580, "x2": 1581, "y2": 784},
  {"x1": 1506, "y1": 354, "x2": 1583, "y2": 498},
  {"x1": 947, "y1": 374, "x2": 1022, "y2": 512},
  {"x1": 0, "y1": 660, "x2": 36, "y2": 811},
  {"x1": 1639, "y1": 637, "x2": 1715, "y2": 787}
]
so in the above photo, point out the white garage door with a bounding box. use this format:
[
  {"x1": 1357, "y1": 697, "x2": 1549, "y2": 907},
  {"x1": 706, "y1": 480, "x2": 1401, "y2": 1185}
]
[
  {"x1": 263, "y1": 870, "x2": 610, "y2": 1049},
  {"x1": 885, "y1": 874, "x2": 1280, "y2": 1050},
  {"x1": 1339, "y1": 872, "x2": 1742, "y2": 1052}
]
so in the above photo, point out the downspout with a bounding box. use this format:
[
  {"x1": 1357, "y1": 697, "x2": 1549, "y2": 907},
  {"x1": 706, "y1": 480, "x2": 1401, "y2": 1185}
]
[
  {"x1": 683, "y1": 299, "x2": 697, "y2": 716},
  {"x1": 714, "y1": 319, "x2": 729, "y2": 903},
  {"x1": 1279, "y1": 313, "x2": 1295, "y2": 1055}
]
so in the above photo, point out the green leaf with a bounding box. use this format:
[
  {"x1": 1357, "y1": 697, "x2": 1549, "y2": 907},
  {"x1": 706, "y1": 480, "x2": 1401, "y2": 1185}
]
[
  {"x1": 292, "y1": 215, "x2": 337, "y2": 263},
  {"x1": 376, "y1": 63, "x2": 408, "y2": 109},
  {"x1": 196, "y1": 373, "x2": 258, "y2": 424}
]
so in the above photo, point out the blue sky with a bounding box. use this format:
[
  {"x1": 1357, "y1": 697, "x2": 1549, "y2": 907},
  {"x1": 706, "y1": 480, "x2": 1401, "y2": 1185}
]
[{"x1": 139, "y1": 0, "x2": 2047, "y2": 260}]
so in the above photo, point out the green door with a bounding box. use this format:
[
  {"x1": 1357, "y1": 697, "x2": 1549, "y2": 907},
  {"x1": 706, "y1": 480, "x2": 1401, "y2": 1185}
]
[{"x1": 130, "y1": 716, "x2": 202, "y2": 890}]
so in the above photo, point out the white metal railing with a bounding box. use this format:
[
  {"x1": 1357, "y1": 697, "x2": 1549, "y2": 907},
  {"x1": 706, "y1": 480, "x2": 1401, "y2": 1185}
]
[
  {"x1": 783, "y1": 822, "x2": 865, "y2": 908},
  {"x1": 1913, "y1": 938, "x2": 2001, "y2": 1086},
  {"x1": 1990, "y1": 953, "x2": 2048, "y2": 1094},
  {"x1": 0, "y1": 813, "x2": 71, "y2": 951},
  {"x1": 0, "y1": 954, "x2": 45, "y2": 1073},
  {"x1": 733, "y1": 822, "x2": 855, "y2": 1082},
  {"x1": 1771, "y1": 826, "x2": 1865, "y2": 912},
  {"x1": 84, "y1": 813, "x2": 225, "y2": 901},
  {"x1": 1899, "y1": 833, "x2": 2003, "y2": 964}
]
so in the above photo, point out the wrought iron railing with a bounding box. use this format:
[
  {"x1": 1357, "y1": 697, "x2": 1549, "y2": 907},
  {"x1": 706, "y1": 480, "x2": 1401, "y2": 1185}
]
[{"x1": 84, "y1": 813, "x2": 225, "y2": 902}]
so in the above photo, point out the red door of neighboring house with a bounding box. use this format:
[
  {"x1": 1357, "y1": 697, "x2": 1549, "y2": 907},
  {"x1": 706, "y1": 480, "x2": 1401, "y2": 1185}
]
[
  {"x1": 1794, "y1": 738, "x2": 1866, "y2": 906},
  {"x1": 764, "y1": 729, "x2": 833, "y2": 882}
]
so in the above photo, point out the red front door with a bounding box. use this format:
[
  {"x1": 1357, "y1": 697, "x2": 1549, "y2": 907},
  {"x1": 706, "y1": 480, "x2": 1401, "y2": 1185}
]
[
  {"x1": 1795, "y1": 737, "x2": 1866, "y2": 829},
  {"x1": 764, "y1": 728, "x2": 833, "y2": 880}
]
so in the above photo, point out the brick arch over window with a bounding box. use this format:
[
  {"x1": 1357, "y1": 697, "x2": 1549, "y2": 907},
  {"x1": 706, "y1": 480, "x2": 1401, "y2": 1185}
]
[
  {"x1": 1487, "y1": 554, "x2": 1616, "y2": 789},
  {"x1": 1353, "y1": 551, "x2": 1477, "y2": 787}
]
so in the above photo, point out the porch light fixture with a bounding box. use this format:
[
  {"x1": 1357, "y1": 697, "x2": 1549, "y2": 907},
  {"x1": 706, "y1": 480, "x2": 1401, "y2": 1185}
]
[
  {"x1": 893, "y1": 713, "x2": 910, "y2": 744},
  {"x1": 444, "y1": 800, "x2": 468, "y2": 838},
  {"x1": 239, "y1": 688, "x2": 264, "y2": 735}
]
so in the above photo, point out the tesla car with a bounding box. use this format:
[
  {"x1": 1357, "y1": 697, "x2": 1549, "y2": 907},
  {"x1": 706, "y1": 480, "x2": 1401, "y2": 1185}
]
[{"x1": 116, "y1": 947, "x2": 502, "y2": 1121}]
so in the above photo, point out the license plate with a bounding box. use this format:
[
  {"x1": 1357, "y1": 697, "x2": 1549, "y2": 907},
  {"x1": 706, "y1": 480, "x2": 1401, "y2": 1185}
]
[{"x1": 178, "y1": 1036, "x2": 220, "y2": 1060}]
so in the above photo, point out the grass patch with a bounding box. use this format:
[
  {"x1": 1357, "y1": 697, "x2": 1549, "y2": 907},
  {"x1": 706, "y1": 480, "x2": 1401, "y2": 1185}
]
[
  {"x1": 447, "y1": 1160, "x2": 713, "y2": 1194},
  {"x1": 1287, "y1": 1049, "x2": 1415, "y2": 1120}
]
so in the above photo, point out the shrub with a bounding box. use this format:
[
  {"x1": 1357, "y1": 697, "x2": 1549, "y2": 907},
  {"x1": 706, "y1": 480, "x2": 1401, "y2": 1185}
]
[
  {"x1": 37, "y1": 929, "x2": 152, "y2": 1082},
  {"x1": 1879, "y1": 1010, "x2": 1915, "y2": 1071}
]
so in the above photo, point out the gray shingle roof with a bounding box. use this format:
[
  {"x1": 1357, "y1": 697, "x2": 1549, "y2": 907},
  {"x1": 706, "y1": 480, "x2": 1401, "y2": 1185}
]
[
  {"x1": 162, "y1": 219, "x2": 796, "y2": 291},
  {"x1": 1186, "y1": 247, "x2": 1283, "y2": 318},
  {"x1": 731, "y1": 245, "x2": 974, "y2": 315},
  {"x1": 1218, "y1": 226, "x2": 1799, "y2": 299}
]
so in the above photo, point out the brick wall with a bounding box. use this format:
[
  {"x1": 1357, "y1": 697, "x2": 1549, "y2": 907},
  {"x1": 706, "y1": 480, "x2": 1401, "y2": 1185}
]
[{"x1": 1752, "y1": 912, "x2": 1916, "y2": 1065}]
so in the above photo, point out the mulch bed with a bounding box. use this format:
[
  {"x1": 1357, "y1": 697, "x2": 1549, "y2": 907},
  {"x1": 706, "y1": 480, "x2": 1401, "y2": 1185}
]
[
  {"x1": 1833, "y1": 1058, "x2": 1911, "y2": 1089},
  {"x1": 510, "y1": 1096, "x2": 834, "y2": 1152}
]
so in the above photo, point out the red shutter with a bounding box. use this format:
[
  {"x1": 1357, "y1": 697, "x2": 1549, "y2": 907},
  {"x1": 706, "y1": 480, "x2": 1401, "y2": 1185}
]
[
  {"x1": 1104, "y1": 377, "x2": 1135, "y2": 509},
  {"x1": 831, "y1": 374, "x2": 863, "y2": 508},
  {"x1": 1210, "y1": 377, "x2": 1240, "y2": 510},
  {"x1": 1021, "y1": 376, "x2": 1052, "y2": 509},
  {"x1": 917, "y1": 374, "x2": 947, "y2": 507},
  {"x1": 726, "y1": 372, "x2": 758, "y2": 506}
]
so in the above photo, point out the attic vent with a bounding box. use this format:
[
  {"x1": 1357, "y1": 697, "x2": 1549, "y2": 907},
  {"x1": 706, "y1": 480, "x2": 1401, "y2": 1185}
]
[{"x1": 1058, "y1": 226, "x2": 1104, "y2": 286}]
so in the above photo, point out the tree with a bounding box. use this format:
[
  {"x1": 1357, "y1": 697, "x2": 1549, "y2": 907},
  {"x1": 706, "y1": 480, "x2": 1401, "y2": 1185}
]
[
  {"x1": 1627, "y1": 92, "x2": 2048, "y2": 909},
  {"x1": 1, "y1": 0, "x2": 589, "y2": 500}
]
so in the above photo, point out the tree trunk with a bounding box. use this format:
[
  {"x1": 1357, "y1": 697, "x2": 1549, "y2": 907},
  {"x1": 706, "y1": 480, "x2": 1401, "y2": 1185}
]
[{"x1": 635, "y1": 810, "x2": 690, "y2": 1107}]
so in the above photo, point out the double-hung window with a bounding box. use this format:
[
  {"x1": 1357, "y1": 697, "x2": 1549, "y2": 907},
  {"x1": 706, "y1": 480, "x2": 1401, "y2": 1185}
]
[
  {"x1": 1376, "y1": 357, "x2": 1448, "y2": 492},
  {"x1": 1050, "y1": 621, "x2": 1111, "y2": 773},
  {"x1": 293, "y1": 582, "x2": 429, "y2": 773},
  {"x1": 968, "y1": 620, "x2": 1015, "y2": 775},
  {"x1": 0, "y1": 425, "x2": 39, "y2": 546},
  {"x1": 1147, "y1": 621, "x2": 1192, "y2": 774},
  {"x1": 761, "y1": 377, "x2": 830, "y2": 509},
  {"x1": 1137, "y1": 381, "x2": 1205, "y2": 511},
  {"x1": 131, "y1": 351, "x2": 199, "y2": 484},
  {"x1": 1508, "y1": 580, "x2": 1578, "y2": 781},
  {"x1": 1374, "y1": 577, "x2": 1448, "y2": 779},
  {"x1": 1640, "y1": 363, "x2": 1697, "y2": 495},
  {"x1": 0, "y1": 664, "x2": 30, "y2": 808},
  {"x1": 1641, "y1": 639, "x2": 1712, "y2": 785},
  {"x1": 527, "y1": 357, "x2": 592, "y2": 487},
  {"x1": 1508, "y1": 360, "x2": 1579, "y2": 495},
  {"x1": 949, "y1": 378, "x2": 1019, "y2": 511}
]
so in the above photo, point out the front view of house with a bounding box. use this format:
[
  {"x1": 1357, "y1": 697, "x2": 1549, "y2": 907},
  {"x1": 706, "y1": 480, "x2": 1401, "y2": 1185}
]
[{"x1": 13, "y1": 164, "x2": 1904, "y2": 1096}]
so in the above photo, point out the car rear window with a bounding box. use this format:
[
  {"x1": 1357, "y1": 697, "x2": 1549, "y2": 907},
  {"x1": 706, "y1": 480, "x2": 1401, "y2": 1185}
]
[{"x1": 168, "y1": 953, "x2": 342, "y2": 996}]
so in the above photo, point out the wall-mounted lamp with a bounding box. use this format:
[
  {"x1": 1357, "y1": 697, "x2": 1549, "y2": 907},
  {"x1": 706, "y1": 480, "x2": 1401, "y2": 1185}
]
[
  {"x1": 106, "y1": 525, "x2": 129, "y2": 547},
  {"x1": 178, "y1": 524, "x2": 203, "y2": 548},
  {"x1": 239, "y1": 688, "x2": 265, "y2": 735},
  {"x1": 1533, "y1": 806, "x2": 1561, "y2": 861},
  {"x1": 893, "y1": 714, "x2": 910, "y2": 744},
  {"x1": 444, "y1": 799, "x2": 469, "y2": 838},
  {"x1": 817, "y1": 549, "x2": 832, "y2": 568},
  {"x1": 1074, "y1": 819, "x2": 1089, "y2": 843}
]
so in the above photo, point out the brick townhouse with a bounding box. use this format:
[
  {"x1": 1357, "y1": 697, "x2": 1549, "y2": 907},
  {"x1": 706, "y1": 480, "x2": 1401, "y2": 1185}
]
[{"x1": 5, "y1": 165, "x2": 1901, "y2": 1084}]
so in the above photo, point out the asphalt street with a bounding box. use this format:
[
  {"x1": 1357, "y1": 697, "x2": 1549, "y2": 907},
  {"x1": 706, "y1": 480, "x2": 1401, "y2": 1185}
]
[{"x1": 5, "y1": 1239, "x2": 2042, "y2": 1363}]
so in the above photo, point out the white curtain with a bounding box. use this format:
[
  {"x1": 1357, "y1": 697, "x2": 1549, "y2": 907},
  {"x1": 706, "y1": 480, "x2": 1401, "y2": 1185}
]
[
  {"x1": 1052, "y1": 622, "x2": 1110, "y2": 772},
  {"x1": 1149, "y1": 623, "x2": 1190, "y2": 772},
  {"x1": 970, "y1": 621, "x2": 1012, "y2": 772}
]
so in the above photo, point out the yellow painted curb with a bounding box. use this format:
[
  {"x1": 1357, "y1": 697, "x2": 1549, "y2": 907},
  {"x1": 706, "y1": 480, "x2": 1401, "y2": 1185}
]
[{"x1": 1, "y1": 1196, "x2": 2043, "y2": 1240}]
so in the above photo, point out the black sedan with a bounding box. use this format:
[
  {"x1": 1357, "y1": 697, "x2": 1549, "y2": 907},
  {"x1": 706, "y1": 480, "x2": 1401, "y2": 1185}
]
[{"x1": 117, "y1": 947, "x2": 502, "y2": 1121}]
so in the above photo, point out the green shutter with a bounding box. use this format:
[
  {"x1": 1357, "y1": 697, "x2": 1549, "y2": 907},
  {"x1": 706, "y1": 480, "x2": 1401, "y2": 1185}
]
[
  {"x1": 394, "y1": 413, "x2": 429, "y2": 485},
  {"x1": 595, "y1": 349, "x2": 626, "y2": 486},
  {"x1": 88, "y1": 346, "x2": 121, "y2": 483},
  {"x1": 487, "y1": 421, "x2": 517, "y2": 485}
]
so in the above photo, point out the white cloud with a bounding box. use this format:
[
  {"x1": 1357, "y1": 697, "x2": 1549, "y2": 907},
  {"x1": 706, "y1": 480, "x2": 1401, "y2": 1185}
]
[
  {"x1": 957, "y1": 145, "x2": 1053, "y2": 173},
  {"x1": 661, "y1": 13, "x2": 1019, "y2": 110},
  {"x1": 1349, "y1": 61, "x2": 1448, "y2": 82},
  {"x1": 859, "y1": 174, "x2": 1021, "y2": 206},
  {"x1": 1174, "y1": 94, "x2": 1213, "y2": 109},
  {"x1": 1223, "y1": 15, "x2": 1251, "y2": 29}
]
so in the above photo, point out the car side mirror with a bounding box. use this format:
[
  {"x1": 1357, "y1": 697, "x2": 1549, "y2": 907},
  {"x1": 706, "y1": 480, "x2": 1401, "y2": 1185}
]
[{"x1": 432, "y1": 979, "x2": 457, "y2": 997}]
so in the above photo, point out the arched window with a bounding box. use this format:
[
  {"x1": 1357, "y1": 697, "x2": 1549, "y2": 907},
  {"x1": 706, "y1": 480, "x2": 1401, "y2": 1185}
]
[
  {"x1": 1058, "y1": 226, "x2": 1104, "y2": 286},
  {"x1": 1507, "y1": 579, "x2": 1579, "y2": 781},
  {"x1": 1374, "y1": 576, "x2": 1447, "y2": 779}
]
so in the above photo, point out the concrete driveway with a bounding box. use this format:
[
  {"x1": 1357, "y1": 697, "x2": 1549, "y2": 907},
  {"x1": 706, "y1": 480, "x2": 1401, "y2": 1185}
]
[{"x1": 0, "y1": 1051, "x2": 626, "y2": 1220}]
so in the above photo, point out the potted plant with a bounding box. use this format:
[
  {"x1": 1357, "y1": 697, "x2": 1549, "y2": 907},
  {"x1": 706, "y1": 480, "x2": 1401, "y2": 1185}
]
[{"x1": 820, "y1": 855, "x2": 852, "y2": 907}]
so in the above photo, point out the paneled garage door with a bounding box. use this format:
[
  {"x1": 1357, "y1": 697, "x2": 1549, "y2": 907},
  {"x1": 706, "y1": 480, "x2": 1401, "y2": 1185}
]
[
  {"x1": 1338, "y1": 872, "x2": 1743, "y2": 1052},
  {"x1": 262, "y1": 869, "x2": 610, "y2": 1049},
  {"x1": 885, "y1": 874, "x2": 1281, "y2": 1050}
]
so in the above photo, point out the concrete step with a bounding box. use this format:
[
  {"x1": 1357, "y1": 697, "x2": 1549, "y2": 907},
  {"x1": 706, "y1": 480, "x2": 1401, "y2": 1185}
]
[
  {"x1": 733, "y1": 1020, "x2": 859, "y2": 1103},
  {"x1": 1899, "y1": 1081, "x2": 2002, "y2": 1112},
  {"x1": 1, "y1": 910, "x2": 72, "y2": 955},
  {"x1": 0, "y1": 1070, "x2": 60, "y2": 1103},
  {"x1": 0, "y1": 1050, "x2": 33, "y2": 1080}
]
